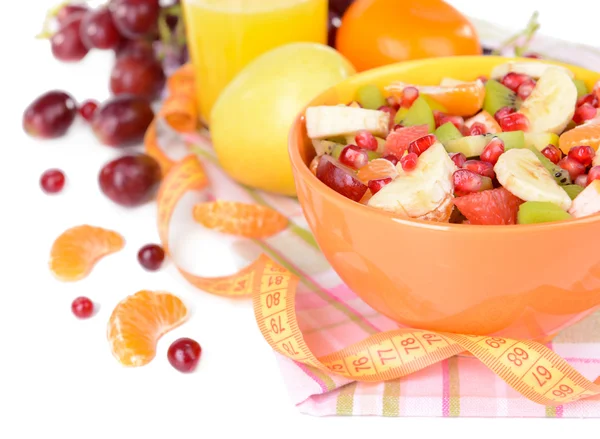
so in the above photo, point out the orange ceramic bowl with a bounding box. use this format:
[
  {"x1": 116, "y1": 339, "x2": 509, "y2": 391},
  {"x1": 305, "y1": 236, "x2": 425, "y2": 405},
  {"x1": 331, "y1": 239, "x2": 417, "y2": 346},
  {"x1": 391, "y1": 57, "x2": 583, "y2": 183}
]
[{"x1": 289, "y1": 56, "x2": 600, "y2": 341}]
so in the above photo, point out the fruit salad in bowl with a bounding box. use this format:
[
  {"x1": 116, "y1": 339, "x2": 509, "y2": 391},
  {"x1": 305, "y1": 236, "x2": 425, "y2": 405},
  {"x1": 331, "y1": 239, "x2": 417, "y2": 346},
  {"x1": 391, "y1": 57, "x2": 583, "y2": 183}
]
[
  {"x1": 305, "y1": 60, "x2": 600, "y2": 226},
  {"x1": 288, "y1": 56, "x2": 600, "y2": 340}
]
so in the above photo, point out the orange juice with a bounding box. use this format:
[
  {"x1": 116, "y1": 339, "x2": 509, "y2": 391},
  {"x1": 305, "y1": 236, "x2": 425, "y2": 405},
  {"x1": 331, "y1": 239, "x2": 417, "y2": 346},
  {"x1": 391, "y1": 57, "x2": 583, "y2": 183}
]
[{"x1": 182, "y1": 0, "x2": 327, "y2": 125}]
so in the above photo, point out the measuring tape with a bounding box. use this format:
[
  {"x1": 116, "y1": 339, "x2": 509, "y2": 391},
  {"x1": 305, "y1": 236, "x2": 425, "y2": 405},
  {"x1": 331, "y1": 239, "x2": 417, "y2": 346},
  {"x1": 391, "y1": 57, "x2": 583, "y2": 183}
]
[{"x1": 156, "y1": 154, "x2": 600, "y2": 407}]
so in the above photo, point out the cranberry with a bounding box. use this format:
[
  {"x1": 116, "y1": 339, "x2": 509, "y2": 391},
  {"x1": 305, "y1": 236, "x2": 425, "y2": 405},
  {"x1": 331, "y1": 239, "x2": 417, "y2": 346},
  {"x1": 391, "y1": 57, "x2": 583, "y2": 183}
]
[
  {"x1": 168, "y1": 338, "x2": 202, "y2": 373},
  {"x1": 517, "y1": 79, "x2": 536, "y2": 100},
  {"x1": 450, "y1": 152, "x2": 466, "y2": 168},
  {"x1": 355, "y1": 130, "x2": 378, "y2": 151},
  {"x1": 501, "y1": 72, "x2": 530, "y2": 93},
  {"x1": 400, "y1": 87, "x2": 419, "y2": 108},
  {"x1": 137, "y1": 244, "x2": 165, "y2": 271},
  {"x1": 587, "y1": 166, "x2": 600, "y2": 185},
  {"x1": 339, "y1": 145, "x2": 369, "y2": 170},
  {"x1": 468, "y1": 122, "x2": 487, "y2": 136},
  {"x1": 368, "y1": 177, "x2": 392, "y2": 194},
  {"x1": 463, "y1": 160, "x2": 495, "y2": 179},
  {"x1": 573, "y1": 103, "x2": 597, "y2": 125},
  {"x1": 400, "y1": 152, "x2": 418, "y2": 171},
  {"x1": 453, "y1": 169, "x2": 493, "y2": 196},
  {"x1": 408, "y1": 134, "x2": 436, "y2": 156},
  {"x1": 377, "y1": 105, "x2": 397, "y2": 130},
  {"x1": 541, "y1": 145, "x2": 562, "y2": 164},
  {"x1": 79, "y1": 100, "x2": 99, "y2": 122},
  {"x1": 568, "y1": 145, "x2": 595, "y2": 167},
  {"x1": 577, "y1": 94, "x2": 598, "y2": 108},
  {"x1": 40, "y1": 169, "x2": 66, "y2": 194},
  {"x1": 499, "y1": 112, "x2": 529, "y2": 132},
  {"x1": 71, "y1": 297, "x2": 94, "y2": 318},
  {"x1": 480, "y1": 138, "x2": 505, "y2": 165},
  {"x1": 558, "y1": 157, "x2": 587, "y2": 181},
  {"x1": 494, "y1": 106, "x2": 515, "y2": 123},
  {"x1": 382, "y1": 154, "x2": 399, "y2": 166},
  {"x1": 576, "y1": 174, "x2": 589, "y2": 187}
]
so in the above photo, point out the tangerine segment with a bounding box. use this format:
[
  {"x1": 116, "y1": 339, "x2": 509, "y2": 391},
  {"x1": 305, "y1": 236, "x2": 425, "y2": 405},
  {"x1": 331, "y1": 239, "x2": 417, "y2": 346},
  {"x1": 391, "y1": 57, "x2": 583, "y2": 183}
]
[
  {"x1": 357, "y1": 158, "x2": 398, "y2": 183},
  {"x1": 49, "y1": 225, "x2": 124, "y2": 281},
  {"x1": 386, "y1": 80, "x2": 485, "y2": 116},
  {"x1": 108, "y1": 290, "x2": 188, "y2": 367},
  {"x1": 559, "y1": 123, "x2": 600, "y2": 154},
  {"x1": 193, "y1": 200, "x2": 289, "y2": 239}
]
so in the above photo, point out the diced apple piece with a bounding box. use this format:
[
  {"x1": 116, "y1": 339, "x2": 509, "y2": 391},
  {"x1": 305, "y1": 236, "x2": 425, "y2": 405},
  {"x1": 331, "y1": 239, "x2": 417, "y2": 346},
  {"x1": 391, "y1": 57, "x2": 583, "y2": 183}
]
[
  {"x1": 568, "y1": 180, "x2": 600, "y2": 218},
  {"x1": 305, "y1": 106, "x2": 390, "y2": 139}
]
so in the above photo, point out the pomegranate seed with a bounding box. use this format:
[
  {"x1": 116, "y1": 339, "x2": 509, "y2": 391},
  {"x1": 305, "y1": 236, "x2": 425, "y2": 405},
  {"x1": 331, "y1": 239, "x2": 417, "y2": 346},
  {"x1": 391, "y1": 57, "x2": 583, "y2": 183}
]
[
  {"x1": 368, "y1": 177, "x2": 393, "y2": 194},
  {"x1": 382, "y1": 154, "x2": 399, "y2": 165},
  {"x1": 501, "y1": 72, "x2": 530, "y2": 92},
  {"x1": 79, "y1": 100, "x2": 99, "y2": 122},
  {"x1": 71, "y1": 297, "x2": 94, "y2": 319},
  {"x1": 576, "y1": 174, "x2": 589, "y2": 187},
  {"x1": 339, "y1": 145, "x2": 369, "y2": 170},
  {"x1": 517, "y1": 79, "x2": 536, "y2": 100},
  {"x1": 587, "y1": 166, "x2": 600, "y2": 185},
  {"x1": 463, "y1": 160, "x2": 495, "y2": 179},
  {"x1": 168, "y1": 338, "x2": 202, "y2": 373},
  {"x1": 468, "y1": 122, "x2": 487, "y2": 136},
  {"x1": 386, "y1": 96, "x2": 400, "y2": 110},
  {"x1": 408, "y1": 134, "x2": 436, "y2": 156},
  {"x1": 439, "y1": 115, "x2": 465, "y2": 131},
  {"x1": 400, "y1": 152, "x2": 418, "y2": 171},
  {"x1": 433, "y1": 110, "x2": 444, "y2": 128},
  {"x1": 392, "y1": 124, "x2": 403, "y2": 131},
  {"x1": 494, "y1": 106, "x2": 515, "y2": 123},
  {"x1": 541, "y1": 145, "x2": 562, "y2": 164},
  {"x1": 401, "y1": 87, "x2": 419, "y2": 109},
  {"x1": 573, "y1": 103, "x2": 597, "y2": 124},
  {"x1": 355, "y1": 130, "x2": 378, "y2": 151},
  {"x1": 450, "y1": 152, "x2": 467, "y2": 168},
  {"x1": 477, "y1": 75, "x2": 488, "y2": 84},
  {"x1": 568, "y1": 145, "x2": 595, "y2": 167},
  {"x1": 137, "y1": 244, "x2": 165, "y2": 271},
  {"x1": 378, "y1": 105, "x2": 397, "y2": 130},
  {"x1": 480, "y1": 138, "x2": 505, "y2": 165},
  {"x1": 40, "y1": 169, "x2": 65, "y2": 194},
  {"x1": 499, "y1": 112, "x2": 530, "y2": 132},
  {"x1": 453, "y1": 169, "x2": 492, "y2": 196},
  {"x1": 558, "y1": 157, "x2": 587, "y2": 181},
  {"x1": 577, "y1": 93, "x2": 598, "y2": 108}
]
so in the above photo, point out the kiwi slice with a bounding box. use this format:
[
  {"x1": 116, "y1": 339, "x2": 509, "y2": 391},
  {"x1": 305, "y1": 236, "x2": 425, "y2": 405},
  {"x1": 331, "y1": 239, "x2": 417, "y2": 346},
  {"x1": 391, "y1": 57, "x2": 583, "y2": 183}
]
[
  {"x1": 434, "y1": 122, "x2": 463, "y2": 146},
  {"x1": 356, "y1": 84, "x2": 386, "y2": 110},
  {"x1": 573, "y1": 79, "x2": 589, "y2": 99},
  {"x1": 393, "y1": 107, "x2": 409, "y2": 124},
  {"x1": 487, "y1": 131, "x2": 525, "y2": 150},
  {"x1": 524, "y1": 132, "x2": 560, "y2": 150},
  {"x1": 517, "y1": 201, "x2": 572, "y2": 224},
  {"x1": 527, "y1": 145, "x2": 571, "y2": 186},
  {"x1": 312, "y1": 140, "x2": 339, "y2": 156},
  {"x1": 398, "y1": 97, "x2": 435, "y2": 132},
  {"x1": 563, "y1": 184, "x2": 584, "y2": 200},
  {"x1": 483, "y1": 79, "x2": 521, "y2": 117},
  {"x1": 420, "y1": 95, "x2": 448, "y2": 112},
  {"x1": 331, "y1": 144, "x2": 380, "y2": 161},
  {"x1": 445, "y1": 135, "x2": 488, "y2": 157}
]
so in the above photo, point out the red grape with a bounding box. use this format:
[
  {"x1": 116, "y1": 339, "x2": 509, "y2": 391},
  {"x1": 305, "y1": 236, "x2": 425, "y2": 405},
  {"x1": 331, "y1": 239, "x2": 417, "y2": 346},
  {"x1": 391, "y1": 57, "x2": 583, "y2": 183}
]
[
  {"x1": 23, "y1": 91, "x2": 77, "y2": 138},
  {"x1": 51, "y1": 15, "x2": 89, "y2": 62},
  {"x1": 71, "y1": 297, "x2": 94, "y2": 318},
  {"x1": 115, "y1": 38, "x2": 155, "y2": 59},
  {"x1": 98, "y1": 153, "x2": 161, "y2": 206},
  {"x1": 167, "y1": 338, "x2": 201, "y2": 373},
  {"x1": 80, "y1": 7, "x2": 122, "y2": 50},
  {"x1": 109, "y1": 0, "x2": 160, "y2": 39},
  {"x1": 137, "y1": 244, "x2": 165, "y2": 270},
  {"x1": 57, "y1": 4, "x2": 89, "y2": 26},
  {"x1": 91, "y1": 95, "x2": 154, "y2": 147},
  {"x1": 110, "y1": 54, "x2": 165, "y2": 101}
]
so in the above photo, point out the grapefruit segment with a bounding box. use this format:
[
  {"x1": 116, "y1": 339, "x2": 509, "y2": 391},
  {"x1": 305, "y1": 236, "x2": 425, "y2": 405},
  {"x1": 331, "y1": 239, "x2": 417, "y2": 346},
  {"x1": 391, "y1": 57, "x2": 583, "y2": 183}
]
[
  {"x1": 383, "y1": 125, "x2": 429, "y2": 157},
  {"x1": 357, "y1": 158, "x2": 398, "y2": 183},
  {"x1": 453, "y1": 188, "x2": 524, "y2": 225}
]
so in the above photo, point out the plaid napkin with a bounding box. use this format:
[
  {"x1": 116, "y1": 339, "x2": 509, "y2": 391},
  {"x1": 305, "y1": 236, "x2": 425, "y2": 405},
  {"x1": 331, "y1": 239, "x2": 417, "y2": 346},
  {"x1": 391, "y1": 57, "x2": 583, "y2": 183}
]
[{"x1": 156, "y1": 17, "x2": 600, "y2": 418}]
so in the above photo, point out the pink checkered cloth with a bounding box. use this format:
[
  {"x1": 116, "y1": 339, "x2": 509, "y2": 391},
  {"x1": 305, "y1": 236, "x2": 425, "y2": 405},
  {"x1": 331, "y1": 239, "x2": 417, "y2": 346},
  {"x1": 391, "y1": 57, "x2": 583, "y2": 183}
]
[{"x1": 168, "y1": 20, "x2": 600, "y2": 418}]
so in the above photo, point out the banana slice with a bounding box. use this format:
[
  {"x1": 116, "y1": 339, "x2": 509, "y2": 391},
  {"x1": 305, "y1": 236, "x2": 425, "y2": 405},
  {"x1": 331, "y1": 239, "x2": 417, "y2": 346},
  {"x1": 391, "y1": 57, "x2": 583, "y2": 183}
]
[
  {"x1": 494, "y1": 148, "x2": 572, "y2": 210},
  {"x1": 569, "y1": 180, "x2": 600, "y2": 218},
  {"x1": 367, "y1": 142, "x2": 457, "y2": 221},
  {"x1": 305, "y1": 106, "x2": 390, "y2": 139},
  {"x1": 490, "y1": 61, "x2": 575, "y2": 80},
  {"x1": 518, "y1": 67, "x2": 578, "y2": 134}
]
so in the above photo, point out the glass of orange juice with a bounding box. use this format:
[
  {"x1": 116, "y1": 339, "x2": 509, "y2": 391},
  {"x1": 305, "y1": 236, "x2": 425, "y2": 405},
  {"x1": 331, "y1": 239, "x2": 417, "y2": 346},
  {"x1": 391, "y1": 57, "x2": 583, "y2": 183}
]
[{"x1": 181, "y1": 0, "x2": 328, "y2": 126}]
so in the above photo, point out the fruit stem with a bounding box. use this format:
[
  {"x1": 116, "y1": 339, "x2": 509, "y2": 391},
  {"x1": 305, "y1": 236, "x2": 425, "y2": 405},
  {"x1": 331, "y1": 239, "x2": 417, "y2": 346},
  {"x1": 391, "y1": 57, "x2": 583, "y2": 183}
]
[
  {"x1": 491, "y1": 11, "x2": 540, "y2": 56},
  {"x1": 36, "y1": 0, "x2": 69, "y2": 38}
]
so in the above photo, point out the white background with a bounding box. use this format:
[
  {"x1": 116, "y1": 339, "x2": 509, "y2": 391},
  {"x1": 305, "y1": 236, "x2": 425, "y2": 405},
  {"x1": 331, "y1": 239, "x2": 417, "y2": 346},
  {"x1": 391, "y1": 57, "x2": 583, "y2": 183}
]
[{"x1": 1, "y1": 1, "x2": 600, "y2": 438}]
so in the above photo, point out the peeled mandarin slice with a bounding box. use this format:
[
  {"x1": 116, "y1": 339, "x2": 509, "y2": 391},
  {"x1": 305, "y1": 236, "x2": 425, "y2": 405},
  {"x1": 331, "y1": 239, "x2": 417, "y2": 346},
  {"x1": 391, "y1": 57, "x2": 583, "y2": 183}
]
[
  {"x1": 49, "y1": 225, "x2": 124, "y2": 281},
  {"x1": 559, "y1": 123, "x2": 600, "y2": 154},
  {"x1": 193, "y1": 200, "x2": 288, "y2": 239},
  {"x1": 357, "y1": 158, "x2": 398, "y2": 183},
  {"x1": 387, "y1": 80, "x2": 485, "y2": 116},
  {"x1": 108, "y1": 290, "x2": 188, "y2": 367}
]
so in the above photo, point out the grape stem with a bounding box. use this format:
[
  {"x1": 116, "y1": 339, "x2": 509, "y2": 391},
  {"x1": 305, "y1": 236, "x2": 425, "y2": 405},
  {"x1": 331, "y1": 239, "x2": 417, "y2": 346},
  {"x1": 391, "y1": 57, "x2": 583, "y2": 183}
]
[
  {"x1": 36, "y1": 0, "x2": 90, "y2": 39},
  {"x1": 157, "y1": 4, "x2": 186, "y2": 59},
  {"x1": 491, "y1": 11, "x2": 540, "y2": 56}
]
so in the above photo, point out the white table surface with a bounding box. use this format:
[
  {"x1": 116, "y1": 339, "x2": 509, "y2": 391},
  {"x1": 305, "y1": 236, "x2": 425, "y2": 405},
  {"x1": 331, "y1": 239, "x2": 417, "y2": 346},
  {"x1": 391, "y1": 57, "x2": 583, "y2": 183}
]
[{"x1": 2, "y1": 1, "x2": 600, "y2": 437}]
